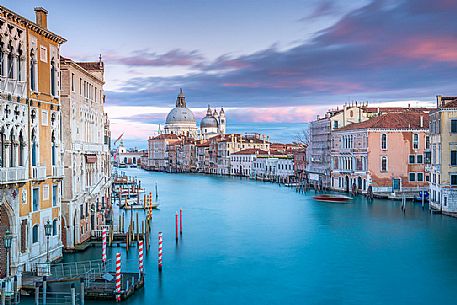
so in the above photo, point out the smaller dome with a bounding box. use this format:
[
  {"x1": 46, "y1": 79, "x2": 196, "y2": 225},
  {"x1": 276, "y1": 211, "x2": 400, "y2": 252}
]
[{"x1": 201, "y1": 116, "x2": 219, "y2": 129}]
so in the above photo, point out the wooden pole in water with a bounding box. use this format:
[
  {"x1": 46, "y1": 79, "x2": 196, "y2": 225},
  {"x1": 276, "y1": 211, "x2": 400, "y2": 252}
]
[
  {"x1": 158, "y1": 232, "x2": 163, "y2": 272},
  {"x1": 136, "y1": 212, "x2": 140, "y2": 241},
  {"x1": 180, "y1": 208, "x2": 183, "y2": 235},
  {"x1": 175, "y1": 211, "x2": 179, "y2": 242}
]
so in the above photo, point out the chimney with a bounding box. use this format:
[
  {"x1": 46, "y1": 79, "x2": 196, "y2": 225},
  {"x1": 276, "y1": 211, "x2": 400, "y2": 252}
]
[
  {"x1": 420, "y1": 115, "x2": 424, "y2": 128},
  {"x1": 34, "y1": 7, "x2": 48, "y2": 29}
]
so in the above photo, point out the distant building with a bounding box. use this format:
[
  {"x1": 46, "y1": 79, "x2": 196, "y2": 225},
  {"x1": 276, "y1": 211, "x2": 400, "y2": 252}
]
[
  {"x1": 429, "y1": 96, "x2": 457, "y2": 213},
  {"x1": 331, "y1": 110, "x2": 430, "y2": 195},
  {"x1": 230, "y1": 149, "x2": 268, "y2": 177},
  {"x1": 164, "y1": 89, "x2": 198, "y2": 137},
  {"x1": 200, "y1": 105, "x2": 226, "y2": 139}
]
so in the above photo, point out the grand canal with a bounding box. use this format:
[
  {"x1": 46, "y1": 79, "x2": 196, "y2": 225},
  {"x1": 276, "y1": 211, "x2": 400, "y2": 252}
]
[{"x1": 57, "y1": 169, "x2": 457, "y2": 304}]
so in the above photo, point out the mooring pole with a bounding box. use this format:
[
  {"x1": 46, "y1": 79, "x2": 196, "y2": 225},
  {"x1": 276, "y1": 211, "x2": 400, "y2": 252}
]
[
  {"x1": 80, "y1": 278, "x2": 85, "y2": 305},
  {"x1": 34, "y1": 282, "x2": 39, "y2": 305},
  {"x1": 158, "y1": 232, "x2": 163, "y2": 272},
  {"x1": 175, "y1": 211, "x2": 179, "y2": 242},
  {"x1": 180, "y1": 208, "x2": 183, "y2": 235},
  {"x1": 70, "y1": 283, "x2": 76, "y2": 305},
  {"x1": 42, "y1": 276, "x2": 47, "y2": 305}
]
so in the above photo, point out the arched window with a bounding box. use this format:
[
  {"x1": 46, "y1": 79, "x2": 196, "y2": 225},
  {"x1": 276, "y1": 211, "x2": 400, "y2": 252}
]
[
  {"x1": 381, "y1": 134, "x2": 387, "y2": 150},
  {"x1": 17, "y1": 47, "x2": 23, "y2": 81},
  {"x1": 7, "y1": 44, "x2": 13, "y2": 79},
  {"x1": 9, "y1": 129, "x2": 15, "y2": 167},
  {"x1": 32, "y1": 224, "x2": 39, "y2": 243},
  {"x1": 19, "y1": 131, "x2": 24, "y2": 166},
  {"x1": 50, "y1": 59, "x2": 56, "y2": 96},
  {"x1": 30, "y1": 51, "x2": 37, "y2": 92},
  {"x1": 0, "y1": 41, "x2": 4, "y2": 76},
  {"x1": 0, "y1": 127, "x2": 4, "y2": 167},
  {"x1": 52, "y1": 218, "x2": 58, "y2": 236},
  {"x1": 31, "y1": 129, "x2": 37, "y2": 166},
  {"x1": 51, "y1": 130, "x2": 56, "y2": 166}
]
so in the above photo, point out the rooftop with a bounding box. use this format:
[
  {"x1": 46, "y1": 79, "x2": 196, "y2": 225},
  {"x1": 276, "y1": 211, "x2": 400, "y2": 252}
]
[
  {"x1": 232, "y1": 149, "x2": 268, "y2": 156},
  {"x1": 337, "y1": 111, "x2": 429, "y2": 131}
]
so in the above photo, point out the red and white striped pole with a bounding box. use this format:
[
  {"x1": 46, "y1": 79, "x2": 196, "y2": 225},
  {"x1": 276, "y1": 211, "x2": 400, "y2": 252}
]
[
  {"x1": 158, "y1": 232, "x2": 163, "y2": 272},
  {"x1": 102, "y1": 228, "x2": 107, "y2": 263},
  {"x1": 175, "y1": 211, "x2": 179, "y2": 242},
  {"x1": 179, "y1": 208, "x2": 183, "y2": 235},
  {"x1": 115, "y1": 252, "x2": 121, "y2": 302},
  {"x1": 138, "y1": 240, "x2": 144, "y2": 275}
]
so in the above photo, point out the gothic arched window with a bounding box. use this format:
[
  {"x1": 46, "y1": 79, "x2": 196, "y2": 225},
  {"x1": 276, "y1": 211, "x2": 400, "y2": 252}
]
[{"x1": 51, "y1": 59, "x2": 56, "y2": 96}]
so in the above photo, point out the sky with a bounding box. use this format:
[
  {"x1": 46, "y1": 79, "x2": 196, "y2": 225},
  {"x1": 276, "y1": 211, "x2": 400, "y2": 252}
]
[{"x1": 3, "y1": 0, "x2": 456, "y2": 147}]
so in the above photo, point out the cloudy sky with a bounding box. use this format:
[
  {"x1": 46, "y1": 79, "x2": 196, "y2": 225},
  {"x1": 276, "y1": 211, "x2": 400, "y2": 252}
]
[{"x1": 4, "y1": 0, "x2": 456, "y2": 145}]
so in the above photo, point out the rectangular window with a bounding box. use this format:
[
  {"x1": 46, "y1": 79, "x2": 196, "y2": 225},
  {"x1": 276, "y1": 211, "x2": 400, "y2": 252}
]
[
  {"x1": 451, "y1": 174, "x2": 457, "y2": 186},
  {"x1": 32, "y1": 187, "x2": 39, "y2": 212},
  {"x1": 417, "y1": 172, "x2": 424, "y2": 182},
  {"x1": 425, "y1": 136, "x2": 430, "y2": 150},
  {"x1": 409, "y1": 172, "x2": 416, "y2": 182},
  {"x1": 71, "y1": 73, "x2": 75, "y2": 92},
  {"x1": 333, "y1": 121, "x2": 338, "y2": 129},
  {"x1": 39, "y1": 45, "x2": 48, "y2": 62},
  {"x1": 381, "y1": 156, "x2": 388, "y2": 172},
  {"x1": 451, "y1": 119, "x2": 457, "y2": 133},
  {"x1": 413, "y1": 133, "x2": 419, "y2": 149},
  {"x1": 381, "y1": 134, "x2": 387, "y2": 150},
  {"x1": 451, "y1": 150, "x2": 457, "y2": 166},
  {"x1": 42, "y1": 184, "x2": 49, "y2": 201},
  {"x1": 409, "y1": 155, "x2": 415, "y2": 164},
  {"x1": 425, "y1": 151, "x2": 431, "y2": 164},
  {"x1": 41, "y1": 110, "x2": 48, "y2": 126},
  {"x1": 52, "y1": 185, "x2": 58, "y2": 207},
  {"x1": 416, "y1": 155, "x2": 423, "y2": 164},
  {"x1": 425, "y1": 175, "x2": 430, "y2": 182}
]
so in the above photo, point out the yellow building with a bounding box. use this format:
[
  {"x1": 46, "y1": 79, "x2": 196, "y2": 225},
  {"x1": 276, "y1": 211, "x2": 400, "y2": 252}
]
[
  {"x1": 0, "y1": 5, "x2": 65, "y2": 281},
  {"x1": 429, "y1": 96, "x2": 457, "y2": 214}
]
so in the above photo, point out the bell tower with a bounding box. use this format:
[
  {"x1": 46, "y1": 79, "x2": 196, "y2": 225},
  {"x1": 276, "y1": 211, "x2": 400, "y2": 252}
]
[{"x1": 218, "y1": 107, "x2": 226, "y2": 134}]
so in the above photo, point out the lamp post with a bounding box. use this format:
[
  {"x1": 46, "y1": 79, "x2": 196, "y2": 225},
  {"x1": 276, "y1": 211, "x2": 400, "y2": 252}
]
[
  {"x1": 3, "y1": 229, "x2": 13, "y2": 278},
  {"x1": 44, "y1": 220, "x2": 52, "y2": 263}
]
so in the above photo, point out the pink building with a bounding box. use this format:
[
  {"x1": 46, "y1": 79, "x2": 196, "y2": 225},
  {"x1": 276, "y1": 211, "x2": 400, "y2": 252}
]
[{"x1": 331, "y1": 111, "x2": 430, "y2": 195}]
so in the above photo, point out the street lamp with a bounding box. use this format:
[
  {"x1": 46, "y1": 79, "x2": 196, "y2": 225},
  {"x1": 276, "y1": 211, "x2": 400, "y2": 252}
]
[
  {"x1": 3, "y1": 229, "x2": 12, "y2": 277},
  {"x1": 44, "y1": 220, "x2": 52, "y2": 263}
]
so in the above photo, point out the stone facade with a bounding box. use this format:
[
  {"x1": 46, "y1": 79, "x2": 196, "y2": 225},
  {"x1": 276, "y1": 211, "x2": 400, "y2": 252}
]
[
  {"x1": 429, "y1": 96, "x2": 457, "y2": 213},
  {"x1": 0, "y1": 6, "x2": 66, "y2": 281},
  {"x1": 60, "y1": 56, "x2": 111, "y2": 249}
]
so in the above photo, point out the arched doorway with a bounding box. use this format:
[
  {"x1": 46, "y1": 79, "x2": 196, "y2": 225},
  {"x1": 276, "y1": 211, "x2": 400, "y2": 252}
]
[
  {"x1": 357, "y1": 177, "x2": 363, "y2": 190},
  {"x1": 345, "y1": 176, "x2": 350, "y2": 193},
  {"x1": 0, "y1": 204, "x2": 12, "y2": 278}
]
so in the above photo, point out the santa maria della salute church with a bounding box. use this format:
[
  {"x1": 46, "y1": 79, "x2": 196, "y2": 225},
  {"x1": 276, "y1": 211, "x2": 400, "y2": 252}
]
[{"x1": 163, "y1": 89, "x2": 226, "y2": 140}]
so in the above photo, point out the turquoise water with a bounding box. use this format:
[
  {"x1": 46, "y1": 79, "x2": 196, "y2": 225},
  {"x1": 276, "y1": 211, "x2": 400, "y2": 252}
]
[{"x1": 52, "y1": 169, "x2": 457, "y2": 304}]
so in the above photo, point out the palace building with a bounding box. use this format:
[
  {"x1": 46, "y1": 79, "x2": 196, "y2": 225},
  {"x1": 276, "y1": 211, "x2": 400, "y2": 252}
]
[
  {"x1": 60, "y1": 56, "x2": 112, "y2": 249},
  {"x1": 0, "y1": 5, "x2": 66, "y2": 280}
]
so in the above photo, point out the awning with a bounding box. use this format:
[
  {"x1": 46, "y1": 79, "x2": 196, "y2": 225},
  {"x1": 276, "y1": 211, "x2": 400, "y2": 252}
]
[{"x1": 86, "y1": 154, "x2": 97, "y2": 163}]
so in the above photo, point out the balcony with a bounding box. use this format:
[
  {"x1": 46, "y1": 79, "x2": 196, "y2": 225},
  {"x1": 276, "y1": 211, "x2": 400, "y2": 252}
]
[
  {"x1": 52, "y1": 165, "x2": 64, "y2": 178},
  {"x1": 32, "y1": 165, "x2": 47, "y2": 180},
  {"x1": 0, "y1": 77, "x2": 27, "y2": 98},
  {"x1": 0, "y1": 167, "x2": 27, "y2": 183}
]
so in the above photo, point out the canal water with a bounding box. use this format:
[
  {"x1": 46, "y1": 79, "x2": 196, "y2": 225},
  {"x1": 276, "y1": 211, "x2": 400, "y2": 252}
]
[{"x1": 44, "y1": 169, "x2": 457, "y2": 304}]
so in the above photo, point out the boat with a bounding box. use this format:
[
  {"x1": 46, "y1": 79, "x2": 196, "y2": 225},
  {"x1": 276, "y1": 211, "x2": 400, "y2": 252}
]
[
  {"x1": 313, "y1": 194, "x2": 352, "y2": 203},
  {"x1": 415, "y1": 191, "x2": 429, "y2": 202}
]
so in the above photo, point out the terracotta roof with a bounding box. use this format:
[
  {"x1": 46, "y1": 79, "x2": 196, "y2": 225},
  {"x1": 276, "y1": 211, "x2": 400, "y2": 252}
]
[
  {"x1": 232, "y1": 149, "x2": 268, "y2": 155},
  {"x1": 442, "y1": 99, "x2": 457, "y2": 109},
  {"x1": 337, "y1": 111, "x2": 429, "y2": 131},
  {"x1": 151, "y1": 134, "x2": 179, "y2": 140},
  {"x1": 76, "y1": 62, "x2": 104, "y2": 71}
]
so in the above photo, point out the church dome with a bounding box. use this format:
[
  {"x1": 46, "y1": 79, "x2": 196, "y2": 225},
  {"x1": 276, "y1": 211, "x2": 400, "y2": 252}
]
[
  {"x1": 165, "y1": 88, "x2": 196, "y2": 126},
  {"x1": 201, "y1": 116, "x2": 218, "y2": 129},
  {"x1": 166, "y1": 107, "x2": 196, "y2": 125}
]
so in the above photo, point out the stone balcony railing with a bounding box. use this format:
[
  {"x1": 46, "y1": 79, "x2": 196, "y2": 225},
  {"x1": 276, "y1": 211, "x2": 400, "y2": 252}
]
[
  {"x1": 52, "y1": 165, "x2": 64, "y2": 178},
  {"x1": 0, "y1": 167, "x2": 27, "y2": 183},
  {"x1": 0, "y1": 77, "x2": 27, "y2": 98},
  {"x1": 32, "y1": 165, "x2": 46, "y2": 180}
]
